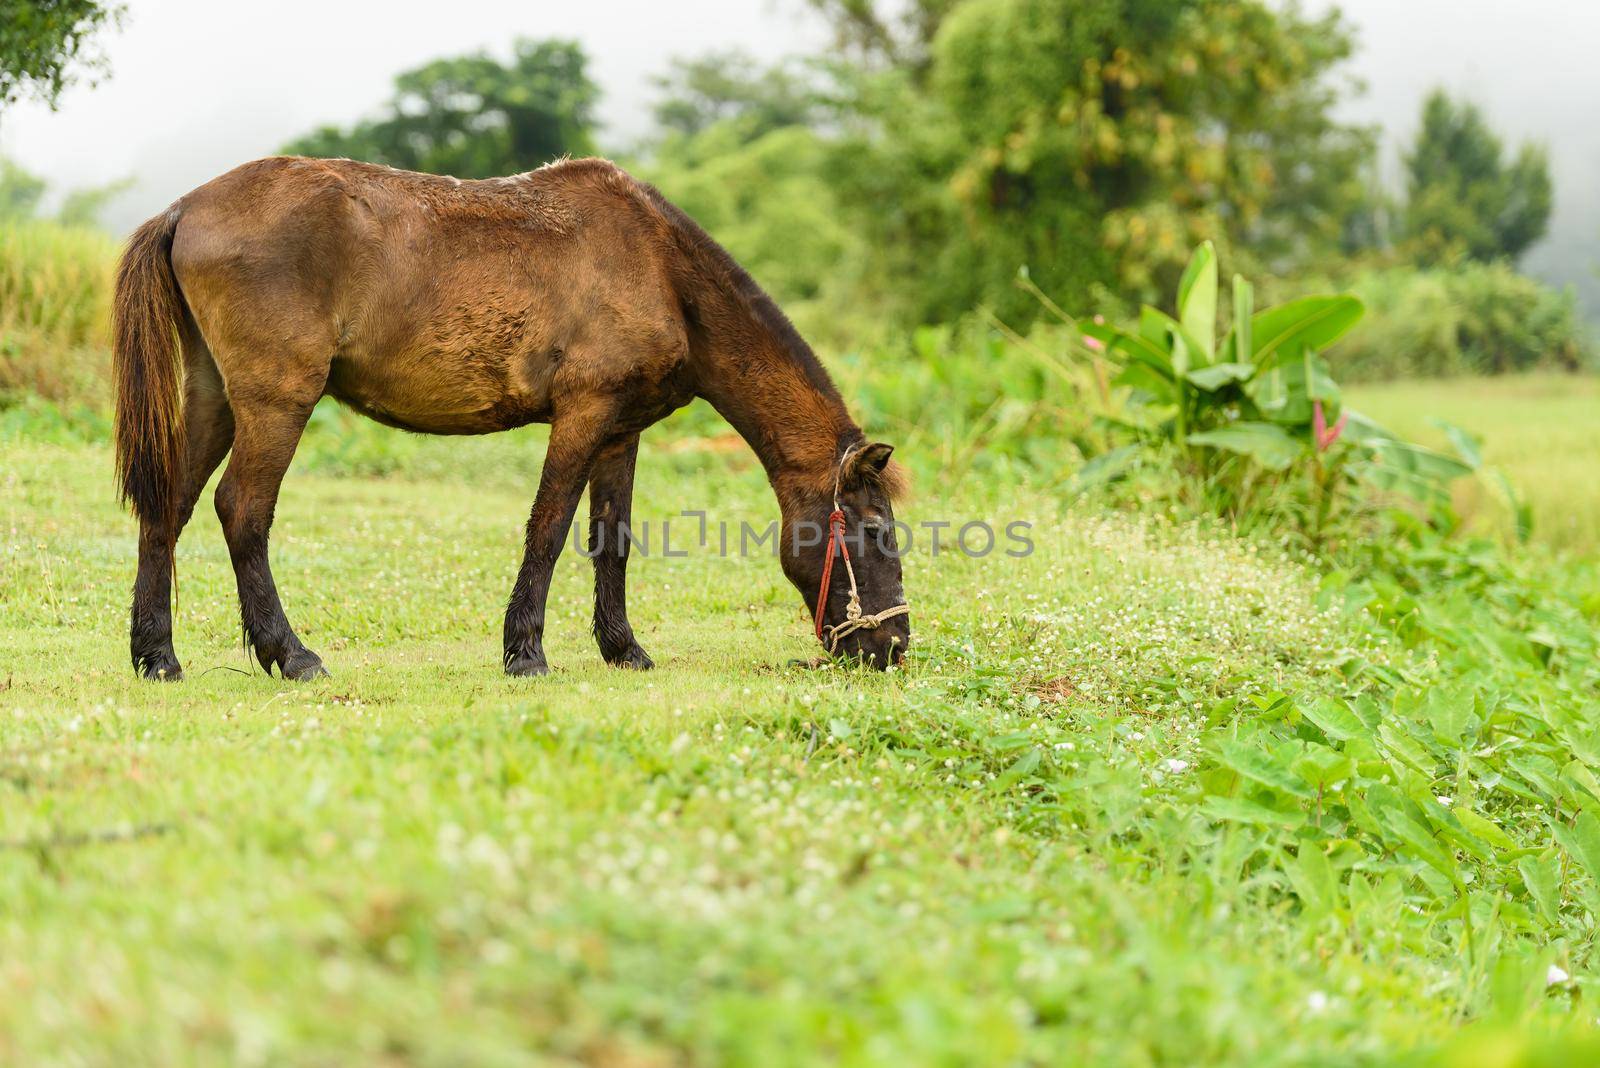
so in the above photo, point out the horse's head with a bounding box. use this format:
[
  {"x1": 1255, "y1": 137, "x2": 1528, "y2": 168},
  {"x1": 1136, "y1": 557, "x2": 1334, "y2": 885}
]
[{"x1": 782, "y1": 442, "x2": 910, "y2": 669}]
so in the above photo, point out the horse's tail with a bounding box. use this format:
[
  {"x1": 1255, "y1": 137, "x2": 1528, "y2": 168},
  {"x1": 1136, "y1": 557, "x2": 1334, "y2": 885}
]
[{"x1": 113, "y1": 207, "x2": 186, "y2": 537}]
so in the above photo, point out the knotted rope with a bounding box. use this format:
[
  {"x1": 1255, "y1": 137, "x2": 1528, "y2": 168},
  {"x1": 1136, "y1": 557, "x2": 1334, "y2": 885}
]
[{"x1": 813, "y1": 447, "x2": 911, "y2": 655}]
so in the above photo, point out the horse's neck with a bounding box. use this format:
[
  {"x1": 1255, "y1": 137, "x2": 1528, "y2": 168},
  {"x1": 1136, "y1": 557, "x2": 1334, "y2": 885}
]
[{"x1": 690, "y1": 315, "x2": 859, "y2": 506}]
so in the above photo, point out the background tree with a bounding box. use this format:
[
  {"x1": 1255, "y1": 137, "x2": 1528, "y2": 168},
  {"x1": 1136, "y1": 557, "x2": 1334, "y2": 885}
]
[
  {"x1": 802, "y1": 0, "x2": 962, "y2": 71},
  {"x1": 651, "y1": 52, "x2": 826, "y2": 141},
  {"x1": 284, "y1": 39, "x2": 598, "y2": 177},
  {"x1": 0, "y1": 0, "x2": 121, "y2": 111},
  {"x1": 644, "y1": 52, "x2": 867, "y2": 343},
  {"x1": 1403, "y1": 89, "x2": 1551, "y2": 263},
  {"x1": 827, "y1": 0, "x2": 1377, "y2": 324}
]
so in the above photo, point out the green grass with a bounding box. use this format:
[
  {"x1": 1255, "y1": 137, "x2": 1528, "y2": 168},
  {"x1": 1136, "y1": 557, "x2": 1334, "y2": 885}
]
[
  {"x1": 4, "y1": 429, "x2": 1600, "y2": 1065},
  {"x1": 1351, "y1": 374, "x2": 1600, "y2": 554}
]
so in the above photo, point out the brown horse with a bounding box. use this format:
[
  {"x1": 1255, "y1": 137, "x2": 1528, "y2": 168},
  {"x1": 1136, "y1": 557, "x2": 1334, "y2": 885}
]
[{"x1": 112, "y1": 156, "x2": 910, "y2": 680}]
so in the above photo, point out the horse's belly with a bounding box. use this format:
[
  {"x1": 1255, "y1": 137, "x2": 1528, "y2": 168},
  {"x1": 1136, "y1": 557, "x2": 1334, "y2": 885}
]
[{"x1": 325, "y1": 351, "x2": 552, "y2": 435}]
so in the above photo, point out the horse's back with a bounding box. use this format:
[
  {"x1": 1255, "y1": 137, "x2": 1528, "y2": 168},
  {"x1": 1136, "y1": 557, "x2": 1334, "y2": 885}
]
[{"x1": 165, "y1": 157, "x2": 690, "y2": 434}]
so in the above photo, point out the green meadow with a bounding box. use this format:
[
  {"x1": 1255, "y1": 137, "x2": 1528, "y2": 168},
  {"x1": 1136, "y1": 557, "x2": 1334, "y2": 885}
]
[{"x1": 3, "y1": 381, "x2": 1600, "y2": 1064}]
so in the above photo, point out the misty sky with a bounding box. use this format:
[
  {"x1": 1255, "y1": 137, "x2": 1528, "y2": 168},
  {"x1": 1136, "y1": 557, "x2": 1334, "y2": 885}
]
[{"x1": 2, "y1": 0, "x2": 1595, "y2": 305}]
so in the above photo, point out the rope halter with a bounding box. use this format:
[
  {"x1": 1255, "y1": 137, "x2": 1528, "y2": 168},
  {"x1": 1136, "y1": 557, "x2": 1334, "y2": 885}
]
[{"x1": 813, "y1": 446, "x2": 911, "y2": 656}]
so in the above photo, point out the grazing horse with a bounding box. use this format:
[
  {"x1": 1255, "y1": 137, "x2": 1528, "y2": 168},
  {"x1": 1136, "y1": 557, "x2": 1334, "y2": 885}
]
[{"x1": 112, "y1": 156, "x2": 910, "y2": 680}]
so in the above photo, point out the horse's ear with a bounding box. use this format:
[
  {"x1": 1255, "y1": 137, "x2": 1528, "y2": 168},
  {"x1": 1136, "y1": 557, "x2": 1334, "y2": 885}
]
[
  {"x1": 843, "y1": 442, "x2": 901, "y2": 494},
  {"x1": 853, "y1": 442, "x2": 894, "y2": 476}
]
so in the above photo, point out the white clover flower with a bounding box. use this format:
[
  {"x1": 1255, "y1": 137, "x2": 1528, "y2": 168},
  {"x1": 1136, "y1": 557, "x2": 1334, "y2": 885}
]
[{"x1": 1548, "y1": 965, "x2": 1572, "y2": 986}]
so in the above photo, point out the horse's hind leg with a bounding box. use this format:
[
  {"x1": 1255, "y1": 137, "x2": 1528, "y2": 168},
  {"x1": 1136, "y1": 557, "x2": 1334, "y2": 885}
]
[
  {"x1": 588, "y1": 433, "x2": 652, "y2": 669},
  {"x1": 130, "y1": 323, "x2": 236, "y2": 679},
  {"x1": 213, "y1": 372, "x2": 327, "y2": 680}
]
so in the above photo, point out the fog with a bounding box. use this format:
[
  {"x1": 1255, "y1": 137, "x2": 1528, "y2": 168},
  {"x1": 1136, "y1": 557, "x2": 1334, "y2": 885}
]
[{"x1": 2, "y1": 0, "x2": 1594, "y2": 313}]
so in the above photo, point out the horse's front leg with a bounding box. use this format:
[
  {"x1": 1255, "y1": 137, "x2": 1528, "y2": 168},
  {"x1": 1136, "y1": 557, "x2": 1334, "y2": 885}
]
[
  {"x1": 503, "y1": 402, "x2": 617, "y2": 676},
  {"x1": 588, "y1": 432, "x2": 653, "y2": 669}
]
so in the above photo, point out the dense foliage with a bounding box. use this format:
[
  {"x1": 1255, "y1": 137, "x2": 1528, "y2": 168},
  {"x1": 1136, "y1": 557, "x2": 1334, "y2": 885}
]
[
  {"x1": 0, "y1": 0, "x2": 120, "y2": 109},
  {"x1": 1330, "y1": 263, "x2": 1590, "y2": 379},
  {"x1": 845, "y1": 0, "x2": 1373, "y2": 322},
  {"x1": 283, "y1": 39, "x2": 598, "y2": 177}
]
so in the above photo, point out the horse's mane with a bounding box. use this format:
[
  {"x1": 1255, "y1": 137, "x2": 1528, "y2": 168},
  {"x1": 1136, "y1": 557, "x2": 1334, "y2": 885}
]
[{"x1": 632, "y1": 179, "x2": 845, "y2": 405}]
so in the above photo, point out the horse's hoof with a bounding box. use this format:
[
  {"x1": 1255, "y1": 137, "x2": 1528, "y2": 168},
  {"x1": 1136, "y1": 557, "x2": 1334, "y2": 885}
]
[
  {"x1": 607, "y1": 644, "x2": 654, "y2": 670},
  {"x1": 138, "y1": 656, "x2": 184, "y2": 682},
  {"x1": 281, "y1": 651, "x2": 329, "y2": 681},
  {"x1": 506, "y1": 654, "x2": 549, "y2": 677}
]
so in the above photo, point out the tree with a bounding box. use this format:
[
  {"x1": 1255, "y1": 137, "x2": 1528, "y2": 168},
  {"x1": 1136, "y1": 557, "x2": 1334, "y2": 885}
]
[
  {"x1": 828, "y1": 0, "x2": 1377, "y2": 324},
  {"x1": 651, "y1": 52, "x2": 826, "y2": 141},
  {"x1": 803, "y1": 0, "x2": 962, "y2": 70},
  {"x1": 643, "y1": 54, "x2": 872, "y2": 344},
  {"x1": 1403, "y1": 90, "x2": 1551, "y2": 263},
  {"x1": 284, "y1": 39, "x2": 598, "y2": 177},
  {"x1": 0, "y1": 0, "x2": 121, "y2": 110}
]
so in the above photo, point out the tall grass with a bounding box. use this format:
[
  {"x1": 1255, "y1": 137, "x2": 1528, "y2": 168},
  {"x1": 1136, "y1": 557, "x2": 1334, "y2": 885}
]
[{"x1": 0, "y1": 218, "x2": 117, "y2": 405}]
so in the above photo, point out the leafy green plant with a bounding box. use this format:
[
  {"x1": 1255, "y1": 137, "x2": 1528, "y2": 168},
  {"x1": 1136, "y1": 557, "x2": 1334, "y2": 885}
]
[{"x1": 1060, "y1": 242, "x2": 1480, "y2": 546}]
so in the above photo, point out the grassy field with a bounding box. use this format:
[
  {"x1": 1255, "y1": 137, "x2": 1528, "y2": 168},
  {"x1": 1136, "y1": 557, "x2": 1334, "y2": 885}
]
[
  {"x1": 3, "y1": 416, "x2": 1600, "y2": 1065},
  {"x1": 1351, "y1": 373, "x2": 1600, "y2": 554}
]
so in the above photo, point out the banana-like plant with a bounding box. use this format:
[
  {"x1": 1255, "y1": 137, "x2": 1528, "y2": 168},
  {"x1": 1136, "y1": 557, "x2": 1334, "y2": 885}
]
[{"x1": 1079, "y1": 242, "x2": 1477, "y2": 511}]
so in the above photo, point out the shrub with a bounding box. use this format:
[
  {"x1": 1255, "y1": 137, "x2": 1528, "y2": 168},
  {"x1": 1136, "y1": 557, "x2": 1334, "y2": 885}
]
[{"x1": 1308, "y1": 263, "x2": 1591, "y2": 380}]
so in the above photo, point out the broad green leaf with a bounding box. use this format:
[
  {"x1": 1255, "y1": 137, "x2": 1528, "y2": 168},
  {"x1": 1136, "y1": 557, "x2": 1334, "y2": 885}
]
[
  {"x1": 1242, "y1": 348, "x2": 1339, "y2": 425},
  {"x1": 1202, "y1": 795, "x2": 1306, "y2": 829},
  {"x1": 1430, "y1": 419, "x2": 1484, "y2": 470},
  {"x1": 1186, "y1": 422, "x2": 1302, "y2": 471},
  {"x1": 1369, "y1": 441, "x2": 1475, "y2": 483},
  {"x1": 1250, "y1": 295, "x2": 1365, "y2": 366},
  {"x1": 1377, "y1": 721, "x2": 1437, "y2": 776},
  {"x1": 1430, "y1": 806, "x2": 1493, "y2": 863},
  {"x1": 1289, "y1": 744, "x2": 1354, "y2": 790},
  {"x1": 1091, "y1": 321, "x2": 1177, "y2": 383},
  {"x1": 990, "y1": 748, "x2": 1042, "y2": 793},
  {"x1": 1140, "y1": 307, "x2": 1208, "y2": 377},
  {"x1": 1548, "y1": 810, "x2": 1600, "y2": 884},
  {"x1": 1285, "y1": 844, "x2": 1339, "y2": 917},
  {"x1": 1354, "y1": 462, "x2": 1451, "y2": 506},
  {"x1": 1068, "y1": 445, "x2": 1141, "y2": 492},
  {"x1": 1362, "y1": 441, "x2": 1476, "y2": 503},
  {"x1": 1214, "y1": 739, "x2": 1313, "y2": 798},
  {"x1": 1509, "y1": 755, "x2": 1564, "y2": 801},
  {"x1": 1112, "y1": 360, "x2": 1178, "y2": 403},
  {"x1": 1453, "y1": 807, "x2": 1518, "y2": 852},
  {"x1": 1518, "y1": 853, "x2": 1563, "y2": 923},
  {"x1": 1564, "y1": 728, "x2": 1600, "y2": 770},
  {"x1": 1300, "y1": 697, "x2": 1366, "y2": 743},
  {"x1": 1183, "y1": 361, "x2": 1254, "y2": 391},
  {"x1": 1376, "y1": 804, "x2": 1458, "y2": 879},
  {"x1": 1339, "y1": 409, "x2": 1397, "y2": 447},
  {"x1": 1177, "y1": 241, "x2": 1217, "y2": 362},
  {"x1": 1424, "y1": 687, "x2": 1478, "y2": 747}
]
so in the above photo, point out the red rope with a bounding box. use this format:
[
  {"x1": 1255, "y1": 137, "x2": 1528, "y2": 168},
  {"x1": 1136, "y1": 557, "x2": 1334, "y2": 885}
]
[{"x1": 814, "y1": 509, "x2": 848, "y2": 641}]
